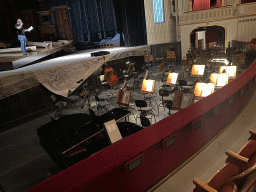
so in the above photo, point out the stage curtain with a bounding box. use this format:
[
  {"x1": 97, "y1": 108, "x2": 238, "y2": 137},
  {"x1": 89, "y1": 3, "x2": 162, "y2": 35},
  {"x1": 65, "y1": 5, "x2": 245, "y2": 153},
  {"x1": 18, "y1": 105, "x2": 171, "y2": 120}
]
[
  {"x1": 206, "y1": 29, "x2": 218, "y2": 49},
  {"x1": 193, "y1": 0, "x2": 210, "y2": 11},
  {"x1": 216, "y1": 0, "x2": 222, "y2": 7}
]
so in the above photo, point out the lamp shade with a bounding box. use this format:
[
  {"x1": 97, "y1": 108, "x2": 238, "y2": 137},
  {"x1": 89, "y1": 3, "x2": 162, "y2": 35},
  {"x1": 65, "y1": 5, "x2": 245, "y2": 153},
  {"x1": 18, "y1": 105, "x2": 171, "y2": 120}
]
[
  {"x1": 141, "y1": 79, "x2": 155, "y2": 94},
  {"x1": 166, "y1": 72, "x2": 179, "y2": 85}
]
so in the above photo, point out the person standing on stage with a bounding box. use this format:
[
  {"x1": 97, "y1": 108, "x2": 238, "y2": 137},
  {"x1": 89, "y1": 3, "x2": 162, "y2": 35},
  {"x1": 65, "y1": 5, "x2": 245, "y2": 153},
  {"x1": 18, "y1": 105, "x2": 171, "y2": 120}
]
[{"x1": 15, "y1": 19, "x2": 28, "y2": 55}]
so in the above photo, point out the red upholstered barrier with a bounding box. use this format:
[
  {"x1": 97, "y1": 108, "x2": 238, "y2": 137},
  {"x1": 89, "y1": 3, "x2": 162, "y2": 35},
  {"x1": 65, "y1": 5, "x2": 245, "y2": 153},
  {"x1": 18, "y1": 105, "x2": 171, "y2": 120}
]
[{"x1": 27, "y1": 42, "x2": 256, "y2": 192}]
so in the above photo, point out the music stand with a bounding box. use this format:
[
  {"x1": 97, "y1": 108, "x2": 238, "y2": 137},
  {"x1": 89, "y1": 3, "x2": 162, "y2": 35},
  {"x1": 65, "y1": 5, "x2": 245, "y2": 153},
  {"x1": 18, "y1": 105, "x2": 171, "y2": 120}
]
[
  {"x1": 219, "y1": 66, "x2": 237, "y2": 79},
  {"x1": 166, "y1": 72, "x2": 179, "y2": 86},
  {"x1": 191, "y1": 65, "x2": 205, "y2": 77},
  {"x1": 210, "y1": 73, "x2": 229, "y2": 89},
  {"x1": 117, "y1": 89, "x2": 132, "y2": 107},
  {"x1": 194, "y1": 82, "x2": 215, "y2": 99},
  {"x1": 141, "y1": 79, "x2": 157, "y2": 107}
]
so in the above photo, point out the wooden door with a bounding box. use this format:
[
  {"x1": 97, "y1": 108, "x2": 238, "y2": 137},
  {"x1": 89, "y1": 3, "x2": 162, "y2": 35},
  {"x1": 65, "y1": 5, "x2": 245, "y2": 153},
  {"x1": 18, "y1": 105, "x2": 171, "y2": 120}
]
[{"x1": 53, "y1": 6, "x2": 73, "y2": 40}]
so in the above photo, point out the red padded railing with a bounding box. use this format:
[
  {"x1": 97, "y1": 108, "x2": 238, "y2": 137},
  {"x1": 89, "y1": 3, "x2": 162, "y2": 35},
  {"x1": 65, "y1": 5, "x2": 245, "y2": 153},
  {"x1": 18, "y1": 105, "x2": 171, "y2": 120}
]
[{"x1": 27, "y1": 43, "x2": 256, "y2": 192}]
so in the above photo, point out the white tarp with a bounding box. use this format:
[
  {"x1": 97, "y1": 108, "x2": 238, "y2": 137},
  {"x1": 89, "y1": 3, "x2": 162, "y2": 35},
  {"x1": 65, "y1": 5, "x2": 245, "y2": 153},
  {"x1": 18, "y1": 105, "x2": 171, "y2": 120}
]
[
  {"x1": 0, "y1": 45, "x2": 150, "y2": 100},
  {"x1": 99, "y1": 34, "x2": 125, "y2": 46}
]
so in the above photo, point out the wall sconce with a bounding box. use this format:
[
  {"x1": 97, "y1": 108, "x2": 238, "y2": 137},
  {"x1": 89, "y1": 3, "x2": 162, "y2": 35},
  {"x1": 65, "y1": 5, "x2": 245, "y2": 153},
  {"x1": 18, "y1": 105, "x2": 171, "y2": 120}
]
[
  {"x1": 194, "y1": 82, "x2": 215, "y2": 98},
  {"x1": 166, "y1": 72, "x2": 179, "y2": 85},
  {"x1": 191, "y1": 65, "x2": 205, "y2": 77},
  {"x1": 141, "y1": 79, "x2": 155, "y2": 94}
]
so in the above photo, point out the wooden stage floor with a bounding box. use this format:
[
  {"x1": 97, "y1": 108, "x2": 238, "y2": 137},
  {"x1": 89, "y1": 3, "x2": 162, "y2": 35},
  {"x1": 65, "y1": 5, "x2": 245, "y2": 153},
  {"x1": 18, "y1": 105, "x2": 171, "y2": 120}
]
[{"x1": 0, "y1": 42, "x2": 71, "y2": 70}]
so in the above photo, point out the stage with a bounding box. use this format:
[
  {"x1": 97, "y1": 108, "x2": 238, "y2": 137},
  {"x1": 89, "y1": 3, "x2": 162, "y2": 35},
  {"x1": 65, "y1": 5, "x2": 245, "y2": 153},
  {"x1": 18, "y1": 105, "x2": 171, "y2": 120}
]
[
  {"x1": 0, "y1": 41, "x2": 73, "y2": 70},
  {"x1": 0, "y1": 45, "x2": 151, "y2": 100}
]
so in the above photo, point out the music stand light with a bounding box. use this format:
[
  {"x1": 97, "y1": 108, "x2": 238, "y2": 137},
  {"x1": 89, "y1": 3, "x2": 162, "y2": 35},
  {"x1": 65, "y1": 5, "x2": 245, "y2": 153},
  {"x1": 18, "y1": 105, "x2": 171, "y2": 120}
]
[
  {"x1": 166, "y1": 72, "x2": 179, "y2": 85},
  {"x1": 191, "y1": 65, "x2": 205, "y2": 77},
  {"x1": 219, "y1": 66, "x2": 237, "y2": 79},
  {"x1": 210, "y1": 73, "x2": 229, "y2": 88},
  {"x1": 141, "y1": 79, "x2": 155, "y2": 94},
  {"x1": 194, "y1": 82, "x2": 215, "y2": 98}
]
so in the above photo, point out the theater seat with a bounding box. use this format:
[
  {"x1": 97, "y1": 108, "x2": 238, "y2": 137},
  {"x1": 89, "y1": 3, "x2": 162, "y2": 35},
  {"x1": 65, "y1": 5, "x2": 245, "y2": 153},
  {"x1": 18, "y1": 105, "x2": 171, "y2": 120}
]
[
  {"x1": 218, "y1": 182, "x2": 238, "y2": 192},
  {"x1": 193, "y1": 163, "x2": 240, "y2": 192},
  {"x1": 225, "y1": 140, "x2": 256, "y2": 171},
  {"x1": 193, "y1": 178, "x2": 238, "y2": 192},
  {"x1": 248, "y1": 129, "x2": 256, "y2": 141}
]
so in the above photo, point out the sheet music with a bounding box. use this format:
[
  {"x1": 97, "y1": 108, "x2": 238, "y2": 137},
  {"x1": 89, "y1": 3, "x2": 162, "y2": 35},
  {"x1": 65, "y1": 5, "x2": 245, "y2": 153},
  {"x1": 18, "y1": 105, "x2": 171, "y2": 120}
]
[
  {"x1": 122, "y1": 91, "x2": 130, "y2": 104},
  {"x1": 146, "y1": 80, "x2": 154, "y2": 92},
  {"x1": 197, "y1": 66, "x2": 205, "y2": 75}
]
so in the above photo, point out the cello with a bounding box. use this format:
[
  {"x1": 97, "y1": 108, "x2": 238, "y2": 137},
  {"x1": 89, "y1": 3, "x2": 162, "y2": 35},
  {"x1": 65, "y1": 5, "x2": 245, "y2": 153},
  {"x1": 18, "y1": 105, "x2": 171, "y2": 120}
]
[{"x1": 102, "y1": 54, "x2": 118, "y2": 86}]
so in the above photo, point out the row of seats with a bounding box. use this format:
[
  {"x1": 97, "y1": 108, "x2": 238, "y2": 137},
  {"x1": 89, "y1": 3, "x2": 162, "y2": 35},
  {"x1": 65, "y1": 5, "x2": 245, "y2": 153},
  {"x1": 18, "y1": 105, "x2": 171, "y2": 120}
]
[{"x1": 193, "y1": 130, "x2": 256, "y2": 192}]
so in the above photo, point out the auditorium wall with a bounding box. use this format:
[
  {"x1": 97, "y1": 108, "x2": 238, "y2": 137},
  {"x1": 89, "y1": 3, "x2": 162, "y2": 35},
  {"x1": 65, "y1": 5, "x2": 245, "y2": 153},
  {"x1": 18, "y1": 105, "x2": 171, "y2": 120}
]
[
  {"x1": 144, "y1": 0, "x2": 177, "y2": 45},
  {"x1": 237, "y1": 16, "x2": 256, "y2": 42}
]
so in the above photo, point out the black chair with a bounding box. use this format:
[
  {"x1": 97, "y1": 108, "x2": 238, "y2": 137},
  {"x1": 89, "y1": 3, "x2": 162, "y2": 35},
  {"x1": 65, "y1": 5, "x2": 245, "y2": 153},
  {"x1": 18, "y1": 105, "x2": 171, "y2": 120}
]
[
  {"x1": 165, "y1": 100, "x2": 173, "y2": 115},
  {"x1": 117, "y1": 122, "x2": 143, "y2": 138},
  {"x1": 95, "y1": 89, "x2": 109, "y2": 101},
  {"x1": 158, "y1": 88, "x2": 170, "y2": 114},
  {"x1": 177, "y1": 80, "x2": 193, "y2": 92},
  {"x1": 140, "y1": 115, "x2": 151, "y2": 127},
  {"x1": 160, "y1": 76, "x2": 171, "y2": 89},
  {"x1": 89, "y1": 108, "x2": 98, "y2": 119},
  {"x1": 135, "y1": 100, "x2": 156, "y2": 124},
  {"x1": 95, "y1": 95, "x2": 110, "y2": 115}
]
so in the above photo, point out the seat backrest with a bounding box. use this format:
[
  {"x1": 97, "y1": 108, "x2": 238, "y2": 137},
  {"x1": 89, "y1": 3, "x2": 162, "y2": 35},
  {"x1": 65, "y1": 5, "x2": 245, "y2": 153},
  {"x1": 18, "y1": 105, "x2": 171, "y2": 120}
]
[
  {"x1": 56, "y1": 101, "x2": 65, "y2": 110},
  {"x1": 219, "y1": 182, "x2": 238, "y2": 192},
  {"x1": 207, "y1": 163, "x2": 240, "y2": 191},
  {"x1": 144, "y1": 55, "x2": 153, "y2": 62},
  {"x1": 178, "y1": 80, "x2": 188, "y2": 86},
  {"x1": 89, "y1": 108, "x2": 96, "y2": 118},
  {"x1": 50, "y1": 95, "x2": 56, "y2": 103},
  {"x1": 135, "y1": 100, "x2": 147, "y2": 108},
  {"x1": 161, "y1": 76, "x2": 164, "y2": 83},
  {"x1": 159, "y1": 89, "x2": 169, "y2": 97},
  {"x1": 140, "y1": 115, "x2": 151, "y2": 127},
  {"x1": 166, "y1": 100, "x2": 173, "y2": 108},
  {"x1": 238, "y1": 140, "x2": 256, "y2": 159},
  {"x1": 156, "y1": 57, "x2": 164, "y2": 65}
]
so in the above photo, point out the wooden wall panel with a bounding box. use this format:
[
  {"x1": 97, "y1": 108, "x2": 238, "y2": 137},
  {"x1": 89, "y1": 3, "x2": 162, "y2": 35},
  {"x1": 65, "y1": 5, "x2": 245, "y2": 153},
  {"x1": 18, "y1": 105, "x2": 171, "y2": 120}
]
[{"x1": 53, "y1": 6, "x2": 73, "y2": 40}]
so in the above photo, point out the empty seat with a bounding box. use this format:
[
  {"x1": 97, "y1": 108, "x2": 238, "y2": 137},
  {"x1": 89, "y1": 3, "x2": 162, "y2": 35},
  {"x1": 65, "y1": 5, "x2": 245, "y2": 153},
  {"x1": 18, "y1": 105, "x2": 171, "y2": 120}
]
[{"x1": 193, "y1": 163, "x2": 241, "y2": 192}]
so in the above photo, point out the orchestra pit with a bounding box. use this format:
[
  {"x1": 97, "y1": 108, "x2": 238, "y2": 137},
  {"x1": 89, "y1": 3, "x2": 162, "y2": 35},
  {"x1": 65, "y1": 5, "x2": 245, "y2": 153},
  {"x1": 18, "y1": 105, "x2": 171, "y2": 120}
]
[{"x1": 1, "y1": 0, "x2": 256, "y2": 192}]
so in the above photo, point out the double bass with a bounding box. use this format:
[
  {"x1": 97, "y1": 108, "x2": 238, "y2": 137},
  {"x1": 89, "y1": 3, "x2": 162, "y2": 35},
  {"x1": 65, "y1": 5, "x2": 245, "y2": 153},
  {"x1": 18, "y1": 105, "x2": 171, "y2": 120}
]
[{"x1": 102, "y1": 54, "x2": 118, "y2": 86}]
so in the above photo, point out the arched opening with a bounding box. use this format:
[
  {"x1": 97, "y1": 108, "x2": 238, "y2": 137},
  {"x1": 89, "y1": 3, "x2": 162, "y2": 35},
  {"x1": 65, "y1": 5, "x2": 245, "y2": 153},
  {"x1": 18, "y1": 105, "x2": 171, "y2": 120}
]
[
  {"x1": 210, "y1": 0, "x2": 217, "y2": 7},
  {"x1": 190, "y1": 25, "x2": 225, "y2": 50}
]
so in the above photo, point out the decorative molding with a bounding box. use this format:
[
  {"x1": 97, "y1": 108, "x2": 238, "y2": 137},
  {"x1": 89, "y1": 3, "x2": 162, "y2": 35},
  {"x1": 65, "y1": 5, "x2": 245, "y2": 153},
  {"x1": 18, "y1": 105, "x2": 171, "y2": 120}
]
[{"x1": 180, "y1": 3, "x2": 256, "y2": 26}]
